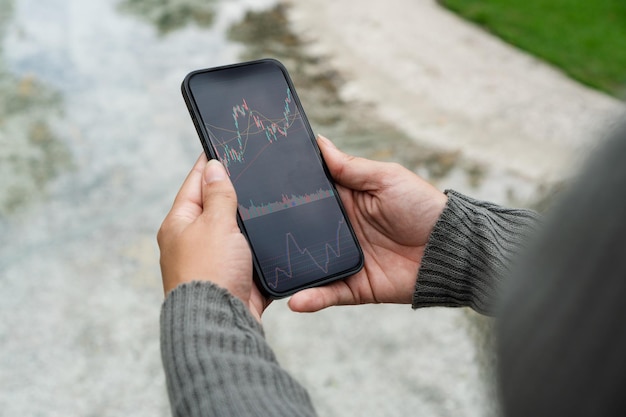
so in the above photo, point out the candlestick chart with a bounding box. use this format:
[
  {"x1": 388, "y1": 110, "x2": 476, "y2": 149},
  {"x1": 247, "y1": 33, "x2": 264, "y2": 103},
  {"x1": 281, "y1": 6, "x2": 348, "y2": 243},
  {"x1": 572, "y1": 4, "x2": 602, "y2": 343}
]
[
  {"x1": 204, "y1": 86, "x2": 336, "y2": 221},
  {"x1": 205, "y1": 87, "x2": 299, "y2": 182}
]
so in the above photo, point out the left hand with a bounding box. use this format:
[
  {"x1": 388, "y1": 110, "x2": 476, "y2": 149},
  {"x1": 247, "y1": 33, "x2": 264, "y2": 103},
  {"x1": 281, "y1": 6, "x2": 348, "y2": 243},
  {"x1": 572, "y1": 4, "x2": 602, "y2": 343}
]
[{"x1": 157, "y1": 154, "x2": 269, "y2": 322}]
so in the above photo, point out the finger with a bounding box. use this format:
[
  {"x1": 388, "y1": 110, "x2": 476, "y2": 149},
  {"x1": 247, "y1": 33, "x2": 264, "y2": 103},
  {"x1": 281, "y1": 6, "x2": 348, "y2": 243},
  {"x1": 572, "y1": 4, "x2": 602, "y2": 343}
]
[
  {"x1": 200, "y1": 159, "x2": 239, "y2": 226},
  {"x1": 168, "y1": 153, "x2": 208, "y2": 222},
  {"x1": 287, "y1": 282, "x2": 355, "y2": 312},
  {"x1": 317, "y1": 135, "x2": 391, "y2": 191}
]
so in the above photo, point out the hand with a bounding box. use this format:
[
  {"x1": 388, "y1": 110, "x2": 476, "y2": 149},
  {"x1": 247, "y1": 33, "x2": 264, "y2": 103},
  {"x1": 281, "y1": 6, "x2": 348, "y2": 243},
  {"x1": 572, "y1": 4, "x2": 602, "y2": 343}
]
[
  {"x1": 157, "y1": 154, "x2": 269, "y2": 322},
  {"x1": 288, "y1": 136, "x2": 448, "y2": 312}
]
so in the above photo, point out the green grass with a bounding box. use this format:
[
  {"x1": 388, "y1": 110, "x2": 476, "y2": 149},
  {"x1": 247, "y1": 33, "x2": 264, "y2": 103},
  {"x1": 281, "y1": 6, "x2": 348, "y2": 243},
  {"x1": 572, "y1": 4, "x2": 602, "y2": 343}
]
[{"x1": 440, "y1": 0, "x2": 626, "y2": 97}]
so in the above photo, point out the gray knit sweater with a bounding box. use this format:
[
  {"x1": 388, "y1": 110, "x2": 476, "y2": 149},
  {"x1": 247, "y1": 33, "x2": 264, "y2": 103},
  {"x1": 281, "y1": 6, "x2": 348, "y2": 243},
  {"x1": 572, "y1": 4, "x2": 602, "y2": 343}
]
[
  {"x1": 414, "y1": 190, "x2": 538, "y2": 314},
  {"x1": 161, "y1": 282, "x2": 316, "y2": 416},
  {"x1": 160, "y1": 190, "x2": 538, "y2": 416}
]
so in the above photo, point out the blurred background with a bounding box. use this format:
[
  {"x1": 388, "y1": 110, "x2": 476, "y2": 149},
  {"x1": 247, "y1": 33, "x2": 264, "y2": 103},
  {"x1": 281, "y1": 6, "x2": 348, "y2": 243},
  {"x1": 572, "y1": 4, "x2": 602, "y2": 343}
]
[{"x1": 0, "y1": 0, "x2": 624, "y2": 416}]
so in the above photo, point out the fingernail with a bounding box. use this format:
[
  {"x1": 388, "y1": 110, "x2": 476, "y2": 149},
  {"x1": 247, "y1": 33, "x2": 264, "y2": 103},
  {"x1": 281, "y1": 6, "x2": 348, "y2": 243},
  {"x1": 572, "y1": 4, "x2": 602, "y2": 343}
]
[
  {"x1": 204, "y1": 159, "x2": 227, "y2": 184},
  {"x1": 317, "y1": 134, "x2": 337, "y2": 149}
]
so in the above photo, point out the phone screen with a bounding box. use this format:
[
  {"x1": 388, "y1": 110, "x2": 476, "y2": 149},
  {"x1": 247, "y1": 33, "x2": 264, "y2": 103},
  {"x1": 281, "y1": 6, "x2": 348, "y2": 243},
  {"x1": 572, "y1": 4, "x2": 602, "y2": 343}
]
[{"x1": 183, "y1": 60, "x2": 363, "y2": 296}]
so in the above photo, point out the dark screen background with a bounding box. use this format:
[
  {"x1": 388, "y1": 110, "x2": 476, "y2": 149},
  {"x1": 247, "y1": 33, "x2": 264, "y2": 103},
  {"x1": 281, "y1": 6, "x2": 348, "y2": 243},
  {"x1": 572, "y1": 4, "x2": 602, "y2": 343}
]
[
  {"x1": 186, "y1": 60, "x2": 362, "y2": 294},
  {"x1": 189, "y1": 61, "x2": 329, "y2": 203}
]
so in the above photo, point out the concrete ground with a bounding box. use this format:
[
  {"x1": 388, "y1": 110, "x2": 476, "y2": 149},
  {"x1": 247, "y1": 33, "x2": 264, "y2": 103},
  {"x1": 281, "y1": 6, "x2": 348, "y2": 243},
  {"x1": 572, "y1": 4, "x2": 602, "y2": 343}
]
[
  {"x1": 287, "y1": 0, "x2": 623, "y2": 185},
  {"x1": 0, "y1": 0, "x2": 623, "y2": 416}
]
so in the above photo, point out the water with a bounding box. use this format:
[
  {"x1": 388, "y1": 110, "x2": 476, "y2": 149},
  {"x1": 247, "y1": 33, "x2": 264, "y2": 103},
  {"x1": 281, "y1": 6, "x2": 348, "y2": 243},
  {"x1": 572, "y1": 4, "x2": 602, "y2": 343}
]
[{"x1": 0, "y1": 1, "x2": 526, "y2": 415}]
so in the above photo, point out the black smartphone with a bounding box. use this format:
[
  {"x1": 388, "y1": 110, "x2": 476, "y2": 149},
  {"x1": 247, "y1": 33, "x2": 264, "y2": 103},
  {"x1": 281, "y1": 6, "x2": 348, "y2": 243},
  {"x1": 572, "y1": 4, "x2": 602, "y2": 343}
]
[{"x1": 181, "y1": 59, "x2": 363, "y2": 298}]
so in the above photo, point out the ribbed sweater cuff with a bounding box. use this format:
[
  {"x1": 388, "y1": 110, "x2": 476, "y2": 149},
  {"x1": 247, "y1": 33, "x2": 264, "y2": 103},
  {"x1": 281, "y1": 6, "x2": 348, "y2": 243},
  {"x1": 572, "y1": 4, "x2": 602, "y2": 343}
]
[
  {"x1": 160, "y1": 281, "x2": 316, "y2": 417},
  {"x1": 413, "y1": 190, "x2": 539, "y2": 315}
]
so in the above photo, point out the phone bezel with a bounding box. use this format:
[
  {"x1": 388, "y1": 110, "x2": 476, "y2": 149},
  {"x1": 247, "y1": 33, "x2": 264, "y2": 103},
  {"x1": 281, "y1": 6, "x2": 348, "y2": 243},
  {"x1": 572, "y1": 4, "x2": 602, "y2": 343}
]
[{"x1": 181, "y1": 58, "x2": 363, "y2": 298}]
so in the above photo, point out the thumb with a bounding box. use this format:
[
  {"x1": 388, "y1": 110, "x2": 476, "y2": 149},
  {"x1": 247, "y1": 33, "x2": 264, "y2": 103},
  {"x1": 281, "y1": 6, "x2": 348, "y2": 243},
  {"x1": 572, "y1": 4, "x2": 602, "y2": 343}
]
[
  {"x1": 201, "y1": 159, "x2": 239, "y2": 223},
  {"x1": 288, "y1": 285, "x2": 350, "y2": 312},
  {"x1": 317, "y1": 135, "x2": 389, "y2": 191}
]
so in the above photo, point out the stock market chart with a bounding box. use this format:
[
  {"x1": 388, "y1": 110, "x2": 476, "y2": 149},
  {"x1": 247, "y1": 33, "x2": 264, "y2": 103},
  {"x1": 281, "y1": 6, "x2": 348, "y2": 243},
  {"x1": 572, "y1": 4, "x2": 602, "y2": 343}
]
[{"x1": 189, "y1": 62, "x2": 361, "y2": 293}]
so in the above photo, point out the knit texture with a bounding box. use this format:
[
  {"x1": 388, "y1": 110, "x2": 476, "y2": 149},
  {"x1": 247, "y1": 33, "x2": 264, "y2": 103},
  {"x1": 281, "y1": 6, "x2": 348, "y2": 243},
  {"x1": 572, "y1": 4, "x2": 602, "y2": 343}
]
[
  {"x1": 413, "y1": 190, "x2": 539, "y2": 315},
  {"x1": 160, "y1": 281, "x2": 317, "y2": 417}
]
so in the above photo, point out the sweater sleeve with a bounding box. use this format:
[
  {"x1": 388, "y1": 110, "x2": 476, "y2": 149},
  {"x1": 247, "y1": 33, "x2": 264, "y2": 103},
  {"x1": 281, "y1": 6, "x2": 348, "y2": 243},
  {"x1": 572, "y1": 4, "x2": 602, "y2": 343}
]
[
  {"x1": 413, "y1": 190, "x2": 539, "y2": 315},
  {"x1": 160, "y1": 281, "x2": 317, "y2": 417}
]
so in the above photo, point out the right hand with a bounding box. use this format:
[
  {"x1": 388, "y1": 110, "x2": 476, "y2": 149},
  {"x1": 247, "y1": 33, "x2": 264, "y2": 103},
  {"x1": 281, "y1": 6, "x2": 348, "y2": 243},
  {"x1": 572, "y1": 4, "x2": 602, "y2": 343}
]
[{"x1": 288, "y1": 135, "x2": 448, "y2": 312}]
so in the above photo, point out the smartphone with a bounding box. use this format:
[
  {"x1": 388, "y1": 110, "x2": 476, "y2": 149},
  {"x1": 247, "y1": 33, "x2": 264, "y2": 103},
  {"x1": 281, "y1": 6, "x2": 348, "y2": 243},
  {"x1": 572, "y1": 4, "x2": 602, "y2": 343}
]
[{"x1": 182, "y1": 59, "x2": 363, "y2": 298}]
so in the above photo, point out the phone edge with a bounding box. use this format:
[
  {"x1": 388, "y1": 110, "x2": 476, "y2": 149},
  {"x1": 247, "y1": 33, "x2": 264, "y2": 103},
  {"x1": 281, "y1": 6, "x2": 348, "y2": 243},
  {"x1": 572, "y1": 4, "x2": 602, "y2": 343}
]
[{"x1": 180, "y1": 58, "x2": 364, "y2": 298}]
